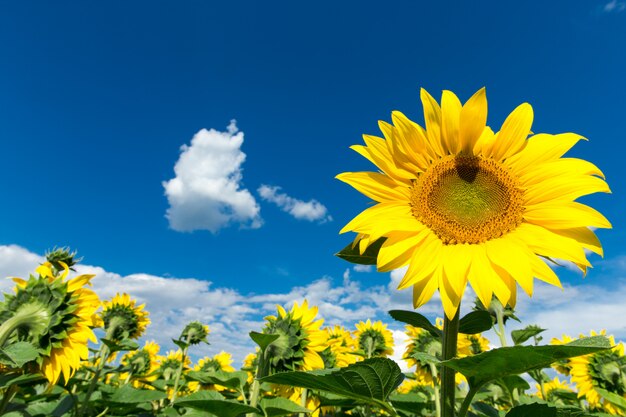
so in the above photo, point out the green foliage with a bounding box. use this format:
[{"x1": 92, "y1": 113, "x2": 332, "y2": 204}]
[
  {"x1": 511, "y1": 325, "x2": 546, "y2": 345},
  {"x1": 388, "y1": 310, "x2": 442, "y2": 337},
  {"x1": 259, "y1": 397, "x2": 311, "y2": 416},
  {"x1": 261, "y1": 358, "x2": 403, "y2": 413},
  {"x1": 0, "y1": 341, "x2": 39, "y2": 367},
  {"x1": 174, "y1": 390, "x2": 258, "y2": 417},
  {"x1": 459, "y1": 311, "x2": 493, "y2": 335},
  {"x1": 442, "y1": 336, "x2": 611, "y2": 389}
]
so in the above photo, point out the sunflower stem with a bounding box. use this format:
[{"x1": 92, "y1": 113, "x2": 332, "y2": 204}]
[
  {"x1": 169, "y1": 335, "x2": 190, "y2": 407},
  {"x1": 457, "y1": 385, "x2": 480, "y2": 417},
  {"x1": 0, "y1": 384, "x2": 18, "y2": 415},
  {"x1": 299, "y1": 388, "x2": 308, "y2": 417},
  {"x1": 79, "y1": 342, "x2": 110, "y2": 417},
  {"x1": 440, "y1": 308, "x2": 460, "y2": 417},
  {"x1": 429, "y1": 362, "x2": 441, "y2": 417}
]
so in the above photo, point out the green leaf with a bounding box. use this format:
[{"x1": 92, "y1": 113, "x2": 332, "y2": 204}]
[
  {"x1": 250, "y1": 331, "x2": 279, "y2": 350},
  {"x1": 175, "y1": 390, "x2": 258, "y2": 417},
  {"x1": 472, "y1": 402, "x2": 501, "y2": 417},
  {"x1": 185, "y1": 370, "x2": 247, "y2": 391},
  {"x1": 511, "y1": 325, "x2": 547, "y2": 345},
  {"x1": 442, "y1": 336, "x2": 611, "y2": 389},
  {"x1": 260, "y1": 397, "x2": 310, "y2": 416},
  {"x1": 108, "y1": 384, "x2": 168, "y2": 403},
  {"x1": 0, "y1": 373, "x2": 45, "y2": 389},
  {"x1": 388, "y1": 310, "x2": 442, "y2": 338},
  {"x1": 595, "y1": 388, "x2": 626, "y2": 411},
  {"x1": 0, "y1": 341, "x2": 40, "y2": 367},
  {"x1": 261, "y1": 358, "x2": 403, "y2": 412},
  {"x1": 336, "y1": 237, "x2": 386, "y2": 265},
  {"x1": 459, "y1": 311, "x2": 493, "y2": 335},
  {"x1": 100, "y1": 338, "x2": 139, "y2": 353},
  {"x1": 389, "y1": 393, "x2": 429, "y2": 413},
  {"x1": 500, "y1": 375, "x2": 530, "y2": 392}
]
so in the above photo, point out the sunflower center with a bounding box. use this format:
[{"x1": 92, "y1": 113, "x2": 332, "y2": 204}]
[{"x1": 410, "y1": 155, "x2": 524, "y2": 244}]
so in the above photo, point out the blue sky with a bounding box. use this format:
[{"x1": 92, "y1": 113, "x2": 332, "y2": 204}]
[{"x1": 0, "y1": 1, "x2": 625, "y2": 363}]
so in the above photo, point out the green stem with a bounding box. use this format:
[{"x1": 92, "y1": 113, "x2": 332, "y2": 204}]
[
  {"x1": 169, "y1": 342, "x2": 189, "y2": 407},
  {"x1": 246, "y1": 379, "x2": 261, "y2": 417},
  {"x1": 299, "y1": 388, "x2": 308, "y2": 417},
  {"x1": 441, "y1": 308, "x2": 460, "y2": 417},
  {"x1": 457, "y1": 386, "x2": 480, "y2": 417},
  {"x1": 0, "y1": 384, "x2": 18, "y2": 415},
  {"x1": 494, "y1": 307, "x2": 508, "y2": 347},
  {"x1": 429, "y1": 363, "x2": 441, "y2": 417},
  {"x1": 79, "y1": 342, "x2": 110, "y2": 417}
]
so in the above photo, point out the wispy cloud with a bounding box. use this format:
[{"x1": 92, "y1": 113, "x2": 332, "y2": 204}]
[
  {"x1": 163, "y1": 120, "x2": 262, "y2": 233},
  {"x1": 604, "y1": 0, "x2": 626, "y2": 12},
  {"x1": 258, "y1": 184, "x2": 332, "y2": 223}
]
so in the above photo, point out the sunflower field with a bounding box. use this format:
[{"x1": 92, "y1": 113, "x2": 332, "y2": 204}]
[{"x1": 0, "y1": 89, "x2": 619, "y2": 417}]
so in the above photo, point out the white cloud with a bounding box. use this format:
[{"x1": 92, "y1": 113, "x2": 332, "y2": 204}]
[
  {"x1": 163, "y1": 120, "x2": 262, "y2": 233},
  {"x1": 1, "y1": 244, "x2": 625, "y2": 369},
  {"x1": 604, "y1": 0, "x2": 626, "y2": 12},
  {"x1": 353, "y1": 265, "x2": 373, "y2": 273},
  {"x1": 258, "y1": 184, "x2": 332, "y2": 223}
]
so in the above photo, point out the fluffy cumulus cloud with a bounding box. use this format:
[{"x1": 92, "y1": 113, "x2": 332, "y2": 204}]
[
  {"x1": 163, "y1": 120, "x2": 262, "y2": 233},
  {"x1": 258, "y1": 184, "x2": 332, "y2": 223},
  {"x1": 1, "y1": 244, "x2": 625, "y2": 369}
]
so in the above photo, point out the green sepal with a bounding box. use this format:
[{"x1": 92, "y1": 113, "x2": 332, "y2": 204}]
[{"x1": 336, "y1": 237, "x2": 386, "y2": 265}]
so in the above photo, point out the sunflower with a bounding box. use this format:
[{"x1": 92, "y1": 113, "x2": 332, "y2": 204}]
[
  {"x1": 0, "y1": 261, "x2": 99, "y2": 384},
  {"x1": 120, "y1": 340, "x2": 160, "y2": 387},
  {"x1": 457, "y1": 332, "x2": 490, "y2": 357},
  {"x1": 99, "y1": 293, "x2": 150, "y2": 341},
  {"x1": 157, "y1": 349, "x2": 191, "y2": 381},
  {"x1": 403, "y1": 325, "x2": 440, "y2": 385},
  {"x1": 569, "y1": 331, "x2": 626, "y2": 415},
  {"x1": 263, "y1": 300, "x2": 326, "y2": 372},
  {"x1": 320, "y1": 325, "x2": 358, "y2": 368},
  {"x1": 354, "y1": 319, "x2": 394, "y2": 358},
  {"x1": 242, "y1": 350, "x2": 258, "y2": 384},
  {"x1": 535, "y1": 377, "x2": 573, "y2": 404},
  {"x1": 337, "y1": 88, "x2": 610, "y2": 318},
  {"x1": 188, "y1": 351, "x2": 236, "y2": 392}
]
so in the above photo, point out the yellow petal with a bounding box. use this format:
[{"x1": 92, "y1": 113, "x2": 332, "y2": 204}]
[
  {"x1": 467, "y1": 245, "x2": 493, "y2": 308},
  {"x1": 397, "y1": 234, "x2": 442, "y2": 290},
  {"x1": 505, "y1": 133, "x2": 586, "y2": 173},
  {"x1": 340, "y1": 202, "x2": 423, "y2": 234},
  {"x1": 420, "y1": 88, "x2": 445, "y2": 157},
  {"x1": 486, "y1": 238, "x2": 534, "y2": 296},
  {"x1": 441, "y1": 244, "x2": 471, "y2": 297},
  {"x1": 460, "y1": 87, "x2": 487, "y2": 155},
  {"x1": 441, "y1": 90, "x2": 462, "y2": 155},
  {"x1": 524, "y1": 201, "x2": 612, "y2": 230},
  {"x1": 512, "y1": 223, "x2": 590, "y2": 267},
  {"x1": 377, "y1": 230, "x2": 429, "y2": 272},
  {"x1": 492, "y1": 103, "x2": 533, "y2": 161},
  {"x1": 335, "y1": 172, "x2": 410, "y2": 203},
  {"x1": 523, "y1": 175, "x2": 610, "y2": 205},
  {"x1": 412, "y1": 268, "x2": 439, "y2": 309}
]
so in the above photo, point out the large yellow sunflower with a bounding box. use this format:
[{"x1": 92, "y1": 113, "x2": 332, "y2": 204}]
[
  {"x1": 337, "y1": 88, "x2": 610, "y2": 318},
  {"x1": 0, "y1": 261, "x2": 99, "y2": 384}
]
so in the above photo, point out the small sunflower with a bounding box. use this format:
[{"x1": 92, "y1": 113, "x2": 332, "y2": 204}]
[
  {"x1": 0, "y1": 261, "x2": 99, "y2": 384},
  {"x1": 551, "y1": 334, "x2": 575, "y2": 375},
  {"x1": 188, "y1": 351, "x2": 236, "y2": 392},
  {"x1": 535, "y1": 377, "x2": 573, "y2": 404},
  {"x1": 320, "y1": 325, "x2": 358, "y2": 368},
  {"x1": 99, "y1": 293, "x2": 150, "y2": 341},
  {"x1": 242, "y1": 350, "x2": 258, "y2": 384},
  {"x1": 397, "y1": 376, "x2": 432, "y2": 394},
  {"x1": 457, "y1": 333, "x2": 490, "y2": 357},
  {"x1": 354, "y1": 319, "x2": 394, "y2": 358},
  {"x1": 120, "y1": 340, "x2": 160, "y2": 387},
  {"x1": 337, "y1": 88, "x2": 610, "y2": 319},
  {"x1": 263, "y1": 300, "x2": 326, "y2": 372},
  {"x1": 570, "y1": 331, "x2": 626, "y2": 415},
  {"x1": 157, "y1": 349, "x2": 191, "y2": 381}
]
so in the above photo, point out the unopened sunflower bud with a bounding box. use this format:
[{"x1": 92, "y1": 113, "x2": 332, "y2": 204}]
[
  {"x1": 181, "y1": 321, "x2": 210, "y2": 345},
  {"x1": 45, "y1": 247, "x2": 81, "y2": 272}
]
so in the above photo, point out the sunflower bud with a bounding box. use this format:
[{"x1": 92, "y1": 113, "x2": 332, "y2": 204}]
[
  {"x1": 45, "y1": 247, "x2": 81, "y2": 272},
  {"x1": 180, "y1": 321, "x2": 210, "y2": 345}
]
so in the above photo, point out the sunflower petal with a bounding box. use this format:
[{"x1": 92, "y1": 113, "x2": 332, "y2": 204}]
[
  {"x1": 460, "y1": 87, "x2": 487, "y2": 155},
  {"x1": 492, "y1": 103, "x2": 533, "y2": 161}
]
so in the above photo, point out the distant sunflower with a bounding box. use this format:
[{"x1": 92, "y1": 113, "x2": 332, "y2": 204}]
[
  {"x1": 535, "y1": 377, "x2": 573, "y2": 404},
  {"x1": 457, "y1": 333, "x2": 490, "y2": 357},
  {"x1": 99, "y1": 293, "x2": 150, "y2": 341},
  {"x1": 355, "y1": 319, "x2": 394, "y2": 358},
  {"x1": 337, "y1": 88, "x2": 610, "y2": 318},
  {"x1": 242, "y1": 350, "x2": 258, "y2": 384},
  {"x1": 120, "y1": 340, "x2": 160, "y2": 387},
  {"x1": 570, "y1": 331, "x2": 626, "y2": 415},
  {"x1": 263, "y1": 300, "x2": 326, "y2": 372},
  {"x1": 403, "y1": 325, "x2": 440, "y2": 385},
  {"x1": 0, "y1": 262, "x2": 99, "y2": 384},
  {"x1": 320, "y1": 325, "x2": 358, "y2": 368},
  {"x1": 188, "y1": 351, "x2": 236, "y2": 392},
  {"x1": 551, "y1": 334, "x2": 575, "y2": 375}
]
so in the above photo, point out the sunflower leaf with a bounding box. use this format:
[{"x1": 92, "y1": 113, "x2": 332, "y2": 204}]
[
  {"x1": 0, "y1": 341, "x2": 39, "y2": 367},
  {"x1": 336, "y1": 237, "x2": 386, "y2": 265},
  {"x1": 458, "y1": 311, "x2": 493, "y2": 335},
  {"x1": 108, "y1": 384, "x2": 168, "y2": 403},
  {"x1": 250, "y1": 332, "x2": 280, "y2": 351},
  {"x1": 388, "y1": 310, "x2": 442, "y2": 338},
  {"x1": 186, "y1": 370, "x2": 248, "y2": 391},
  {"x1": 260, "y1": 358, "x2": 403, "y2": 412},
  {"x1": 511, "y1": 325, "x2": 546, "y2": 345},
  {"x1": 441, "y1": 336, "x2": 611, "y2": 390},
  {"x1": 505, "y1": 403, "x2": 596, "y2": 416},
  {"x1": 595, "y1": 388, "x2": 626, "y2": 411},
  {"x1": 174, "y1": 390, "x2": 259, "y2": 417},
  {"x1": 259, "y1": 397, "x2": 310, "y2": 416}
]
